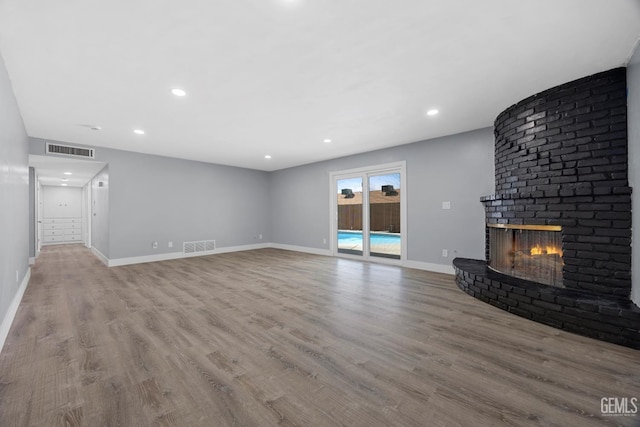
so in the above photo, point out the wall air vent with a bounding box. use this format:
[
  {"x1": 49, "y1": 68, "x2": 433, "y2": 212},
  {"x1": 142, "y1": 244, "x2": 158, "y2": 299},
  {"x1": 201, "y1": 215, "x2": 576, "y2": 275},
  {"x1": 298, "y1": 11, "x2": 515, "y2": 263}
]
[
  {"x1": 46, "y1": 142, "x2": 95, "y2": 159},
  {"x1": 183, "y1": 240, "x2": 216, "y2": 254}
]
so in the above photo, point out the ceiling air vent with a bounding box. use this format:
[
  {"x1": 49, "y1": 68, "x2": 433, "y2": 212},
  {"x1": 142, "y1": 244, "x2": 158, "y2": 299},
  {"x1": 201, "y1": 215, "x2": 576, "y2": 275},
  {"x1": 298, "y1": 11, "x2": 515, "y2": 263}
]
[{"x1": 46, "y1": 142, "x2": 95, "y2": 159}]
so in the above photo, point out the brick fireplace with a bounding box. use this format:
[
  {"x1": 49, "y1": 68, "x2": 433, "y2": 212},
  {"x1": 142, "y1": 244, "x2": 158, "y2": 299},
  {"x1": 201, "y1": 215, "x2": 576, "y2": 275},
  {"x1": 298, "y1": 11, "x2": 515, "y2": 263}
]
[{"x1": 454, "y1": 68, "x2": 640, "y2": 349}]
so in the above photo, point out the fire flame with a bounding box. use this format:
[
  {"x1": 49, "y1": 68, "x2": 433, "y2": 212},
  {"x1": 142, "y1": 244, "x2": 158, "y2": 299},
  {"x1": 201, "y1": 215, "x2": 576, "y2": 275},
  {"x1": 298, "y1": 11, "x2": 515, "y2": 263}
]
[{"x1": 530, "y1": 244, "x2": 562, "y2": 256}]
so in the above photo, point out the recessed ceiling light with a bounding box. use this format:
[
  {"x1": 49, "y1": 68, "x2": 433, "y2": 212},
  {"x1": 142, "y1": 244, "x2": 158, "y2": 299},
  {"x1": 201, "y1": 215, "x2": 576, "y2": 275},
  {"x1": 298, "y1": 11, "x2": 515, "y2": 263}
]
[
  {"x1": 426, "y1": 109, "x2": 439, "y2": 116},
  {"x1": 265, "y1": 155, "x2": 272, "y2": 159},
  {"x1": 61, "y1": 183, "x2": 68, "y2": 186},
  {"x1": 134, "y1": 129, "x2": 145, "y2": 135},
  {"x1": 323, "y1": 139, "x2": 332, "y2": 143},
  {"x1": 171, "y1": 88, "x2": 186, "y2": 97},
  {"x1": 91, "y1": 126, "x2": 102, "y2": 131},
  {"x1": 63, "y1": 172, "x2": 72, "y2": 175}
]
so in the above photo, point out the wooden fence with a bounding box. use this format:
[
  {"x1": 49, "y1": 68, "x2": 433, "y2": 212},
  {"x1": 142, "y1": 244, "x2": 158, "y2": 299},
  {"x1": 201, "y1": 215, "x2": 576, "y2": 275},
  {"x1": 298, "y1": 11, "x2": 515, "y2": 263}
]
[{"x1": 338, "y1": 203, "x2": 400, "y2": 232}]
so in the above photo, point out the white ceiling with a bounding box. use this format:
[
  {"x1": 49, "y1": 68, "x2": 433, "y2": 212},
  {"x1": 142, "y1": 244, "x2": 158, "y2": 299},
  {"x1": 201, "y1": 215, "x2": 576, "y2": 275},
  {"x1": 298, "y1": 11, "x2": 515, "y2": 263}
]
[
  {"x1": 1, "y1": 1, "x2": 640, "y2": 172},
  {"x1": 29, "y1": 155, "x2": 106, "y2": 187}
]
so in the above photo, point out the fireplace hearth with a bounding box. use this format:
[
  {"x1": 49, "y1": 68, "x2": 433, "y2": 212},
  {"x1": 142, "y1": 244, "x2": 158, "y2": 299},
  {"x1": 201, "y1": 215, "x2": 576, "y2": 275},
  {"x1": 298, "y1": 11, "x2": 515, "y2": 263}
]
[{"x1": 453, "y1": 68, "x2": 640, "y2": 349}]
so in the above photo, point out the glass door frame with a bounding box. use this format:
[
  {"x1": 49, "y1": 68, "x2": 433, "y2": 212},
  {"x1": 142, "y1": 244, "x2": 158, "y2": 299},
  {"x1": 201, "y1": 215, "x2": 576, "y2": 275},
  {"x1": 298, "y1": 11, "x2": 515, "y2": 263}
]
[{"x1": 329, "y1": 161, "x2": 407, "y2": 265}]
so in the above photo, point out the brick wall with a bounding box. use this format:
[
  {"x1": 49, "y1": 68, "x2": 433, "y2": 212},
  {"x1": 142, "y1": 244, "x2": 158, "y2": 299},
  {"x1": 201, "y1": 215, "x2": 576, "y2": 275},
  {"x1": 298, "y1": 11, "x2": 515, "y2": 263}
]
[{"x1": 483, "y1": 68, "x2": 631, "y2": 297}]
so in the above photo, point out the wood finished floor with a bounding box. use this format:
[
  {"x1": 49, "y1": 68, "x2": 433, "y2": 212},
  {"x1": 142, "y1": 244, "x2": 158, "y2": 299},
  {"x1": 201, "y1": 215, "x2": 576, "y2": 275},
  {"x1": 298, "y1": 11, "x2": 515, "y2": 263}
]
[{"x1": 0, "y1": 245, "x2": 638, "y2": 427}]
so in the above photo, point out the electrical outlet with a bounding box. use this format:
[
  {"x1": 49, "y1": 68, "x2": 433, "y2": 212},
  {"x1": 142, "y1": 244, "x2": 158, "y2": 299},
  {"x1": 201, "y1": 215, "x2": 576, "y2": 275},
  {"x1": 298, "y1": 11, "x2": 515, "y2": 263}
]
[
  {"x1": 323, "y1": 238, "x2": 327, "y2": 245},
  {"x1": 259, "y1": 234, "x2": 263, "y2": 240},
  {"x1": 442, "y1": 201, "x2": 451, "y2": 210},
  {"x1": 152, "y1": 241, "x2": 158, "y2": 249},
  {"x1": 442, "y1": 249, "x2": 448, "y2": 257},
  {"x1": 16, "y1": 270, "x2": 19, "y2": 283},
  {"x1": 168, "y1": 241, "x2": 173, "y2": 248}
]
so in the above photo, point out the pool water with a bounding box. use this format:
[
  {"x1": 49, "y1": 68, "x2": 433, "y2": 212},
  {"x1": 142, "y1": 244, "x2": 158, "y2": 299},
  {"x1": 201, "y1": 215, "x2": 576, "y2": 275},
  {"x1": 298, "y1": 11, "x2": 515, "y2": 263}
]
[
  {"x1": 338, "y1": 231, "x2": 400, "y2": 245},
  {"x1": 338, "y1": 231, "x2": 401, "y2": 258}
]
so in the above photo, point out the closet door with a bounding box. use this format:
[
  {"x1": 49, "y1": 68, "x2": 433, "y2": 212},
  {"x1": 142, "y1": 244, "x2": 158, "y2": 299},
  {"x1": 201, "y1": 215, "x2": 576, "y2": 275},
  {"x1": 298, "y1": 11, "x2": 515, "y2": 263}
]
[{"x1": 42, "y1": 186, "x2": 83, "y2": 244}]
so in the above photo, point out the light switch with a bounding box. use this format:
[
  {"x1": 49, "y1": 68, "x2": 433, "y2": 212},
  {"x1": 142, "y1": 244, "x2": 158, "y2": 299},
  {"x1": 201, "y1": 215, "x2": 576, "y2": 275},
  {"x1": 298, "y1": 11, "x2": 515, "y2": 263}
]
[{"x1": 442, "y1": 201, "x2": 451, "y2": 210}]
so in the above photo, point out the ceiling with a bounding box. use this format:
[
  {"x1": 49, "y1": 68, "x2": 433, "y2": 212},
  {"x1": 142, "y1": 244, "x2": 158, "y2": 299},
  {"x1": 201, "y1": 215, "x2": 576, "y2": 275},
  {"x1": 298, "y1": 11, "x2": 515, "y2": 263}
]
[
  {"x1": 29, "y1": 155, "x2": 106, "y2": 187},
  {"x1": 1, "y1": 1, "x2": 640, "y2": 172}
]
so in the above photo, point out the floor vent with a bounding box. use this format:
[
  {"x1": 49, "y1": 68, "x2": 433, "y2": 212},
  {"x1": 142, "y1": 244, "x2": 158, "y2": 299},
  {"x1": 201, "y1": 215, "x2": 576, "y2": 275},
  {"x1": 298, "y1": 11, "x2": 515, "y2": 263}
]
[
  {"x1": 46, "y1": 142, "x2": 95, "y2": 159},
  {"x1": 183, "y1": 240, "x2": 216, "y2": 254}
]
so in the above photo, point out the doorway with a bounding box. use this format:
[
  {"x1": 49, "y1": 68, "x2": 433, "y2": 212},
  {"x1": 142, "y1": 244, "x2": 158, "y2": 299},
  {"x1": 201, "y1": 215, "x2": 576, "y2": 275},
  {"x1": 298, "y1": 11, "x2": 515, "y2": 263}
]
[
  {"x1": 331, "y1": 162, "x2": 406, "y2": 263},
  {"x1": 29, "y1": 154, "x2": 107, "y2": 257}
]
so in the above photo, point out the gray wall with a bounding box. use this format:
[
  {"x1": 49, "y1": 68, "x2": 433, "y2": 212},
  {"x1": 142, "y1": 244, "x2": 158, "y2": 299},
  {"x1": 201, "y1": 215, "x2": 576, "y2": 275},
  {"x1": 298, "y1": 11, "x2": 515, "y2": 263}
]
[
  {"x1": 0, "y1": 52, "x2": 30, "y2": 327},
  {"x1": 106, "y1": 149, "x2": 270, "y2": 259},
  {"x1": 628, "y1": 46, "x2": 640, "y2": 307},
  {"x1": 91, "y1": 166, "x2": 110, "y2": 257},
  {"x1": 30, "y1": 138, "x2": 271, "y2": 260},
  {"x1": 31, "y1": 130, "x2": 491, "y2": 267},
  {"x1": 270, "y1": 128, "x2": 495, "y2": 267}
]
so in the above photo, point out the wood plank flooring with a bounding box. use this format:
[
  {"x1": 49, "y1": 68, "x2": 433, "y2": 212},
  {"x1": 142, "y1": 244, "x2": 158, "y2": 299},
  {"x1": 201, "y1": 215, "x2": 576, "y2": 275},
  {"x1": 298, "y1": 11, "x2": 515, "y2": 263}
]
[{"x1": 0, "y1": 245, "x2": 638, "y2": 426}]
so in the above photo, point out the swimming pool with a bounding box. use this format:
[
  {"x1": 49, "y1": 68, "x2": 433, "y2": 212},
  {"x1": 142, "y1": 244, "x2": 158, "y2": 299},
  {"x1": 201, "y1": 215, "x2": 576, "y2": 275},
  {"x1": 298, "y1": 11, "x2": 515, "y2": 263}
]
[
  {"x1": 338, "y1": 231, "x2": 400, "y2": 244},
  {"x1": 338, "y1": 230, "x2": 401, "y2": 258}
]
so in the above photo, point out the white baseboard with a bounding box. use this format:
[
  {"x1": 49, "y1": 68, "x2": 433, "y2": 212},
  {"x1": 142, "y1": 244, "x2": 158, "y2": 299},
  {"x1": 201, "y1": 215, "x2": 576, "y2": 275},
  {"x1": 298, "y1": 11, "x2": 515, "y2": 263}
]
[
  {"x1": 91, "y1": 241, "x2": 453, "y2": 276},
  {"x1": 0, "y1": 268, "x2": 31, "y2": 354},
  {"x1": 403, "y1": 260, "x2": 455, "y2": 275},
  {"x1": 92, "y1": 247, "x2": 110, "y2": 266},
  {"x1": 107, "y1": 243, "x2": 271, "y2": 267},
  {"x1": 269, "y1": 244, "x2": 453, "y2": 275},
  {"x1": 211, "y1": 243, "x2": 270, "y2": 255},
  {"x1": 269, "y1": 243, "x2": 332, "y2": 257}
]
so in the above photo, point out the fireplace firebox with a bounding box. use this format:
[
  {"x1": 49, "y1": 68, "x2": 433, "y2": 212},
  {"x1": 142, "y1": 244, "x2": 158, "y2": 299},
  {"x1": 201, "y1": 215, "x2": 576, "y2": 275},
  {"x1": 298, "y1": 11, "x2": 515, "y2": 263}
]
[{"x1": 487, "y1": 224, "x2": 562, "y2": 288}]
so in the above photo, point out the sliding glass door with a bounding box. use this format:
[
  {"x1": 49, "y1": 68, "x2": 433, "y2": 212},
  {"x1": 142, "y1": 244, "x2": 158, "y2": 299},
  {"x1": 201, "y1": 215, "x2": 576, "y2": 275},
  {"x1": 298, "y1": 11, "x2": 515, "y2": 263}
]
[
  {"x1": 332, "y1": 162, "x2": 406, "y2": 263},
  {"x1": 368, "y1": 173, "x2": 401, "y2": 259},
  {"x1": 337, "y1": 177, "x2": 363, "y2": 256}
]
